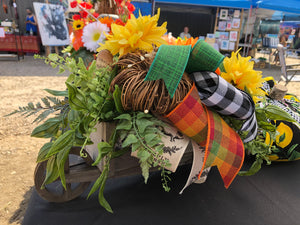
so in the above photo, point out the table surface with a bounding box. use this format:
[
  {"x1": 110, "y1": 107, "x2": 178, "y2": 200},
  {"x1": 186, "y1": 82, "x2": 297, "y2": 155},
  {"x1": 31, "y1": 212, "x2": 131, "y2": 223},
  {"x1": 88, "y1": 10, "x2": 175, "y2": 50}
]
[
  {"x1": 23, "y1": 158, "x2": 300, "y2": 225},
  {"x1": 0, "y1": 34, "x2": 40, "y2": 53}
]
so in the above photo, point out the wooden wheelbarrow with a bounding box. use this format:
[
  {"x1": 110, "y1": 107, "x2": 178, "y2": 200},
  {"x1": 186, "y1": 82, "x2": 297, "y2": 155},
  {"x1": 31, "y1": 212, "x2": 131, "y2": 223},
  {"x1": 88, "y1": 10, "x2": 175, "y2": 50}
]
[{"x1": 33, "y1": 123, "x2": 204, "y2": 203}]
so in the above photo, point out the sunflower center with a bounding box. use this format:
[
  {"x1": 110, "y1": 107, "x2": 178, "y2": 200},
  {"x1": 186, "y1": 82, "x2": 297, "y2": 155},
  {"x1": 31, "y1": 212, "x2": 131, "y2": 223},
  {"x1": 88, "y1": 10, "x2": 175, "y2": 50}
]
[
  {"x1": 76, "y1": 24, "x2": 81, "y2": 28},
  {"x1": 93, "y1": 33, "x2": 100, "y2": 41}
]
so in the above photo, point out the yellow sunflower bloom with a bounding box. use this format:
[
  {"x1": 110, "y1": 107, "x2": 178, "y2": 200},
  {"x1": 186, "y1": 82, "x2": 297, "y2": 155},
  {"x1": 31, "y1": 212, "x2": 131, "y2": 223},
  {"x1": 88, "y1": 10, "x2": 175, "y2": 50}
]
[
  {"x1": 97, "y1": 9, "x2": 167, "y2": 56},
  {"x1": 221, "y1": 50, "x2": 265, "y2": 102},
  {"x1": 73, "y1": 20, "x2": 84, "y2": 30}
]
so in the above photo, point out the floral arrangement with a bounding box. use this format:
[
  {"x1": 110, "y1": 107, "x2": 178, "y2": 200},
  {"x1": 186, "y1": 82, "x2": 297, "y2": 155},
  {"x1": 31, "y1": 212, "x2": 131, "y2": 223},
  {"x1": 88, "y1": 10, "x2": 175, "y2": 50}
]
[
  {"x1": 66, "y1": 0, "x2": 135, "y2": 65},
  {"x1": 9, "y1": 5, "x2": 300, "y2": 213}
]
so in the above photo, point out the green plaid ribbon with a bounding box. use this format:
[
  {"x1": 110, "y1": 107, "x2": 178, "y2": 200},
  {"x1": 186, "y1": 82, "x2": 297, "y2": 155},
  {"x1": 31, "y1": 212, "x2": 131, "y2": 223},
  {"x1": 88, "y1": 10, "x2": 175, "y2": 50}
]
[
  {"x1": 186, "y1": 40, "x2": 225, "y2": 73},
  {"x1": 144, "y1": 45, "x2": 191, "y2": 98}
]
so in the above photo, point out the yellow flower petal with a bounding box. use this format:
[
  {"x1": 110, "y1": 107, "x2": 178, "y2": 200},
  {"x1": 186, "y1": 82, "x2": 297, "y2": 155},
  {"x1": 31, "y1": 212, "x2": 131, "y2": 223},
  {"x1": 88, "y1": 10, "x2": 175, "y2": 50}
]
[
  {"x1": 221, "y1": 50, "x2": 265, "y2": 102},
  {"x1": 98, "y1": 8, "x2": 167, "y2": 56}
]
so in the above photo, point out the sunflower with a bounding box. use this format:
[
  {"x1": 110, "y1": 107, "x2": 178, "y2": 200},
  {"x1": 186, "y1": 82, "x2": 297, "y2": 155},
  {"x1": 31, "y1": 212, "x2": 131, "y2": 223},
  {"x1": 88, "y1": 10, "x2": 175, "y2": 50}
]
[
  {"x1": 221, "y1": 50, "x2": 265, "y2": 102},
  {"x1": 73, "y1": 20, "x2": 84, "y2": 30},
  {"x1": 97, "y1": 9, "x2": 167, "y2": 56},
  {"x1": 82, "y1": 21, "x2": 109, "y2": 52}
]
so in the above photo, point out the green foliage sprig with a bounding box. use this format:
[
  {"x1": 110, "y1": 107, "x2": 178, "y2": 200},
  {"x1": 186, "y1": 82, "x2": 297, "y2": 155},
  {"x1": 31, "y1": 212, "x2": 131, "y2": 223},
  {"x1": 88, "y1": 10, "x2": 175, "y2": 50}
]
[
  {"x1": 238, "y1": 102, "x2": 296, "y2": 176},
  {"x1": 9, "y1": 53, "x2": 174, "y2": 213}
]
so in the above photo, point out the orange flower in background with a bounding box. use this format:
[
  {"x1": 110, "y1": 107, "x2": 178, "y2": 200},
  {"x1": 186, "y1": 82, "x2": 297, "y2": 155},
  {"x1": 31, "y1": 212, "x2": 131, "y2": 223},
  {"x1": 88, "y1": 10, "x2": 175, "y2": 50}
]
[
  {"x1": 115, "y1": 19, "x2": 125, "y2": 26},
  {"x1": 163, "y1": 35, "x2": 199, "y2": 48},
  {"x1": 73, "y1": 29, "x2": 84, "y2": 51},
  {"x1": 177, "y1": 37, "x2": 198, "y2": 48},
  {"x1": 99, "y1": 17, "x2": 114, "y2": 30},
  {"x1": 162, "y1": 34, "x2": 177, "y2": 45}
]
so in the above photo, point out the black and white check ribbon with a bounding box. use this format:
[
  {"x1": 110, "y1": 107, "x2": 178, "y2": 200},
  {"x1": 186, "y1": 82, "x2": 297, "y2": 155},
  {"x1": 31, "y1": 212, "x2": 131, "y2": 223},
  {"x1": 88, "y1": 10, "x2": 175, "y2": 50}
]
[{"x1": 190, "y1": 71, "x2": 258, "y2": 143}]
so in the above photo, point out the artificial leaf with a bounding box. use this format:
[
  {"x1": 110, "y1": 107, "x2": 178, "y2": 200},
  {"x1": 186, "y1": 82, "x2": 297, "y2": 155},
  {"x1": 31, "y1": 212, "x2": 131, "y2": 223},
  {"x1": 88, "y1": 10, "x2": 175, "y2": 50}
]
[
  {"x1": 46, "y1": 130, "x2": 75, "y2": 157},
  {"x1": 122, "y1": 134, "x2": 138, "y2": 148},
  {"x1": 113, "y1": 85, "x2": 124, "y2": 113},
  {"x1": 87, "y1": 169, "x2": 105, "y2": 199},
  {"x1": 257, "y1": 121, "x2": 276, "y2": 132},
  {"x1": 114, "y1": 114, "x2": 131, "y2": 121},
  {"x1": 265, "y1": 105, "x2": 296, "y2": 122},
  {"x1": 56, "y1": 146, "x2": 71, "y2": 189},
  {"x1": 37, "y1": 142, "x2": 53, "y2": 163},
  {"x1": 137, "y1": 150, "x2": 151, "y2": 162},
  {"x1": 115, "y1": 120, "x2": 132, "y2": 131},
  {"x1": 288, "y1": 148, "x2": 300, "y2": 161},
  {"x1": 238, "y1": 158, "x2": 263, "y2": 176},
  {"x1": 70, "y1": 47, "x2": 95, "y2": 67},
  {"x1": 136, "y1": 118, "x2": 154, "y2": 134},
  {"x1": 98, "y1": 171, "x2": 113, "y2": 213},
  {"x1": 48, "y1": 53, "x2": 59, "y2": 61},
  {"x1": 42, "y1": 156, "x2": 59, "y2": 188},
  {"x1": 44, "y1": 89, "x2": 68, "y2": 97},
  {"x1": 140, "y1": 161, "x2": 150, "y2": 183},
  {"x1": 136, "y1": 112, "x2": 153, "y2": 120},
  {"x1": 144, "y1": 134, "x2": 157, "y2": 143},
  {"x1": 66, "y1": 82, "x2": 88, "y2": 111},
  {"x1": 31, "y1": 117, "x2": 61, "y2": 138},
  {"x1": 92, "y1": 142, "x2": 113, "y2": 166},
  {"x1": 131, "y1": 142, "x2": 141, "y2": 152}
]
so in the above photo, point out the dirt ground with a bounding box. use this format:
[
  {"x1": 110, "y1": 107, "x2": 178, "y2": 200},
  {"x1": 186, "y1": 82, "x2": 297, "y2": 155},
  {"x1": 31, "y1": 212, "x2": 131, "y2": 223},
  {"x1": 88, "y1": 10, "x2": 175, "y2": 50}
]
[
  {"x1": 0, "y1": 76, "x2": 66, "y2": 225},
  {"x1": 0, "y1": 59, "x2": 300, "y2": 225}
]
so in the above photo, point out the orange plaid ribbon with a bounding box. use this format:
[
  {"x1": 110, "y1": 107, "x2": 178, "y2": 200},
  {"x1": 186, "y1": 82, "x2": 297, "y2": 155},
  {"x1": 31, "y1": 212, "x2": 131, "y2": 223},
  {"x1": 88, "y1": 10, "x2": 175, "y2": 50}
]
[{"x1": 165, "y1": 84, "x2": 244, "y2": 188}]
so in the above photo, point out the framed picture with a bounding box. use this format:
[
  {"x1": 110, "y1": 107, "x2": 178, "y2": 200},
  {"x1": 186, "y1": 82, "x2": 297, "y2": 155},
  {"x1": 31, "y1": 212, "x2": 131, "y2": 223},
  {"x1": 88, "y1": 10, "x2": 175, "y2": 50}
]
[
  {"x1": 221, "y1": 40, "x2": 229, "y2": 50},
  {"x1": 214, "y1": 31, "x2": 220, "y2": 39},
  {"x1": 226, "y1": 21, "x2": 232, "y2": 30},
  {"x1": 229, "y1": 31, "x2": 238, "y2": 41},
  {"x1": 234, "y1": 10, "x2": 240, "y2": 18},
  {"x1": 219, "y1": 32, "x2": 229, "y2": 40},
  {"x1": 207, "y1": 33, "x2": 215, "y2": 39},
  {"x1": 48, "y1": 0, "x2": 69, "y2": 12},
  {"x1": 33, "y1": 3, "x2": 70, "y2": 46},
  {"x1": 229, "y1": 42, "x2": 235, "y2": 51},
  {"x1": 220, "y1": 9, "x2": 228, "y2": 20},
  {"x1": 218, "y1": 21, "x2": 227, "y2": 31},
  {"x1": 0, "y1": 27, "x2": 5, "y2": 38},
  {"x1": 232, "y1": 18, "x2": 240, "y2": 29}
]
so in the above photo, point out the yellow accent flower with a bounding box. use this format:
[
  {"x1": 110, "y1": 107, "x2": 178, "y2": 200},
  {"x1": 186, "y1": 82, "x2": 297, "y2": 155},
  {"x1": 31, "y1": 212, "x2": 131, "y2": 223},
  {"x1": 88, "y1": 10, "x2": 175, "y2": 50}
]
[
  {"x1": 221, "y1": 50, "x2": 265, "y2": 102},
  {"x1": 97, "y1": 9, "x2": 167, "y2": 56},
  {"x1": 276, "y1": 122, "x2": 293, "y2": 148},
  {"x1": 73, "y1": 20, "x2": 84, "y2": 30}
]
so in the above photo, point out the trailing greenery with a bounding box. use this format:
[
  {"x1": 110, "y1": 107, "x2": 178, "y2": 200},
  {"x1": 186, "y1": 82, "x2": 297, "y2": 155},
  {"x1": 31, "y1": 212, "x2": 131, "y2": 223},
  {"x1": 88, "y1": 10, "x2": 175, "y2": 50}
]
[
  {"x1": 238, "y1": 101, "x2": 296, "y2": 176},
  {"x1": 5, "y1": 94, "x2": 68, "y2": 123},
  {"x1": 9, "y1": 53, "x2": 173, "y2": 213}
]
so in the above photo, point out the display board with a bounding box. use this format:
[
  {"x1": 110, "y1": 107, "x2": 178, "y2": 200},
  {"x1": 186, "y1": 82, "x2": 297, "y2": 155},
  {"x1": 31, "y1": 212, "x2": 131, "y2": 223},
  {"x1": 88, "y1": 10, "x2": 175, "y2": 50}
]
[
  {"x1": 33, "y1": 2, "x2": 69, "y2": 46},
  {"x1": 214, "y1": 8, "x2": 243, "y2": 52}
]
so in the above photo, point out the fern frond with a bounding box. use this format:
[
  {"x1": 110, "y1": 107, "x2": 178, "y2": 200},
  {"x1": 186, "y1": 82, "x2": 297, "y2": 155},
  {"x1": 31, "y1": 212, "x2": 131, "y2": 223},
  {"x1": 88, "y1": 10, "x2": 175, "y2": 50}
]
[{"x1": 6, "y1": 96, "x2": 69, "y2": 123}]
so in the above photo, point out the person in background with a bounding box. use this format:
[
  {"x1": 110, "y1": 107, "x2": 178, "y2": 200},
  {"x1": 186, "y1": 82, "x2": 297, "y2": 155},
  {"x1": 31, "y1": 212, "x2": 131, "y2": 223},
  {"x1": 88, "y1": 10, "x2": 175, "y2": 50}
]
[
  {"x1": 293, "y1": 28, "x2": 300, "y2": 50},
  {"x1": 274, "y1": 34, "x2": 287, "y2": 64},
  {"x1": 25, "y1": 8, "x2": 37, "y2": 35},
  {"x1": 179, "y1": 26, "x2": 191, "y2": 40},
  {"x1": 279, "y1": 34, "x2": 287, "y2": 47}
]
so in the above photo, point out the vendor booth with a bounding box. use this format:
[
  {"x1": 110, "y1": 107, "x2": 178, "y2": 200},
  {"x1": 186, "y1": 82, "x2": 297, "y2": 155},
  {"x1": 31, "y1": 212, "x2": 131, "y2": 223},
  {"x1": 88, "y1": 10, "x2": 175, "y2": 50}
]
[{"x1": 155, "y1": 0, "x2": 252, "y2": 52}]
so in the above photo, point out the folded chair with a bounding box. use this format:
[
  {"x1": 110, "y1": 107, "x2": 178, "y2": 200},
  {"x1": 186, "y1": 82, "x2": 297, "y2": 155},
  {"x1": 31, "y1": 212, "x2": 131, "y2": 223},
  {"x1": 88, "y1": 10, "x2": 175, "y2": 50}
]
[{"x1": 278, "y1": 44, "x2": 300, "y2": 85}]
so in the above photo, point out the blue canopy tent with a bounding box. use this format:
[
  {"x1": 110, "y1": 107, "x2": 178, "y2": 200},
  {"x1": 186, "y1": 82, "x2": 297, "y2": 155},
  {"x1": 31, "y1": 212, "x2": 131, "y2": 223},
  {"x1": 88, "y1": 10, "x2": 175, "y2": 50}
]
[
  {"x1": 256, "y1": 0, "x2": 300, "y2": 15},
  {"x1": 155, "y1": 0, "x2": 252, "y2": 9},
  {"x1": 155, "y1": 0, "x2": 300, "y2": 14}
]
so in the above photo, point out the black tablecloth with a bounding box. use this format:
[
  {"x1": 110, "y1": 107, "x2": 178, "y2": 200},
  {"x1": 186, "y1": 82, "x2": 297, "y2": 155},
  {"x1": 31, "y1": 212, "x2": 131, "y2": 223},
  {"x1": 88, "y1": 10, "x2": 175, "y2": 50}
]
[{"x1": 23, "y1": 160, "x2": 300, "y2": 225}]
